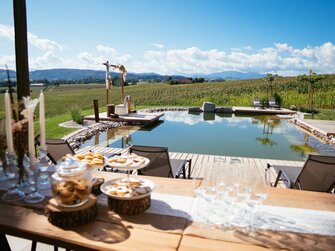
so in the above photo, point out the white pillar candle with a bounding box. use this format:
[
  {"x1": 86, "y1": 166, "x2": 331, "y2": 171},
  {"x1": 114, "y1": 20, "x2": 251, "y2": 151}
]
[
  {"x1": 28, "y1": 106, "x2": 36, "y2": 163},
  {"x1": 39, "y1": 91, "x2": 46, "y2": 151},
  {"x1": 4, "y1": 91, "x2": 14, "y2": 154}
]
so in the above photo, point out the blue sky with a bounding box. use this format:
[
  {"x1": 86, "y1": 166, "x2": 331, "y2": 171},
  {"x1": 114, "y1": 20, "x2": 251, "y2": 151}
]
[{"x1": 1, "y1": 0, "x2": 335, "y2": 75}]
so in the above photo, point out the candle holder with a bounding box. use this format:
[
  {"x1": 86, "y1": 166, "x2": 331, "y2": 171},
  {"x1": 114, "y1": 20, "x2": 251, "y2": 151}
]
[
  {"x1": 24, "y1": 159, "x2": 45, "y2": 204},
  {"x1": 2, "y1": 152, "x2": 25, "y2": 201}
]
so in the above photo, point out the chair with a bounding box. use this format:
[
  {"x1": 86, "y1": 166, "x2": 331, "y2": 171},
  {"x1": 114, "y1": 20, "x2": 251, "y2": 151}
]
[
  {"x1": 129, "y1": 145, "x2": 192, "y2": 179},
  {"x1": 253, "y1": 97, "x2": 262, "y2": 108},
  {"x1": 268, "y1": 97, "x2": 280, "y2": 108},
  {"x1": 266, "y1": 154, "x2": 335, "y2": 192},
  {"x1": 115, "y1": 95, "x2": 131, "y2": 116},
  {"x1": 44, "y1": 138, "x2": 75, "y2": 164}
]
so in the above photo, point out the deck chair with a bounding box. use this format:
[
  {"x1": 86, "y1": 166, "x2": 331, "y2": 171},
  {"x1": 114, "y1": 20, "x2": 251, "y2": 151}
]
[
  {"x1": 267, "y1": 154, "x2": 335, "y2": 192},
  {"x1": 268, "y1": 97, "x2": 280, "y2": 108},
  {"x1": 253, "y1": 97, "x2": 262, "y2": 108},
  {"x1": 129, "y1": 145, "x2": 192, "y2": 179},
  {"x1": 44, "y1": 138, "x2": 75, "y2": 164}
]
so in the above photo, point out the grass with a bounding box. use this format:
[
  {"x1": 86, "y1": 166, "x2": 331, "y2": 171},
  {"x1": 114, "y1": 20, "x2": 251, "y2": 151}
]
[
  {"x1": 304, "y1": 109, "x2": 335, "y2": 120},
  {"x1": 0, "y1": 76, "x2": 334, "y2": 138}
]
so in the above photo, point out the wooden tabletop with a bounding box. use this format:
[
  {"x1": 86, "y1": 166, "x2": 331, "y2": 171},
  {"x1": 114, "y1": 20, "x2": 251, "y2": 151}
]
[{"x1": 0, "y1": 171, "x2": 334, "y2": 251}]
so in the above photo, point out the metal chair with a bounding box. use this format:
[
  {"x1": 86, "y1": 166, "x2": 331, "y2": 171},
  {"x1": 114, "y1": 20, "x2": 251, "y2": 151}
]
[
  {"x1": 253, "y1": 97, "x2": 262, "y2": 108},
  {"x1": 268, "y1": 97, "x2": 280, "y2": 108},
  {"x1": 130, "y1": 145, "x2": 192, "y2": 179},
  {"x1": 44, "y1": 138, "x2": 75, "y2": 164},
  {"x1": 267, "y1": 154, "x2": 335, "y2": 192}
]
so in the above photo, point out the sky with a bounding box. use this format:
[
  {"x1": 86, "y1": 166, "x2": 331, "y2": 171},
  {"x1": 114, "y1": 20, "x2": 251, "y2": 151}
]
[{"x1": 1, "y1": 0, "x2": 335, "y2": 76}]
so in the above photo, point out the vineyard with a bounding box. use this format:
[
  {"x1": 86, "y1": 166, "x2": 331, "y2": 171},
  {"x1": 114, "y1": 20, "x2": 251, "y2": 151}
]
[{"x1": 0, "y1": 75, "x2": 335, "y2": 119}]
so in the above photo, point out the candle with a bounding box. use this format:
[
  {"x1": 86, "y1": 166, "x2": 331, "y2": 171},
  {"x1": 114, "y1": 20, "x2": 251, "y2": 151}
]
[
  {"x1": 4, "y1": 91, "x2": 14, "y2": 154},
  {"x1": 39, "y1": 91, "x2": 46, "y2": 151},
  {"x1": 28, "y1": 106, "x2": 36, "y2": 163}
]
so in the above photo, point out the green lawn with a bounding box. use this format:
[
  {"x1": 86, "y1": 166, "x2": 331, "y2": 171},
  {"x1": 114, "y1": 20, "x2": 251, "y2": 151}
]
[{"x1": 304, "y1": 109, "x2": 335, "y2": 120}]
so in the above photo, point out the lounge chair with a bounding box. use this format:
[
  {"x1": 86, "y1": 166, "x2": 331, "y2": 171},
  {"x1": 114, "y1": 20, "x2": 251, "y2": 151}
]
[
  {"x1": 266, "y1": 154, "x2": 335, "y2": 192},
  {"x1": 44, "y1": 138, "x2": 75, "y2": 164},
  {"x1": 268, "y1": 97, "x2": 280, "y2": 108},
  {"x1": 129, "y1": 145, "x2": 192, "y2": 179},
  {"x1": 253, "y1": 97, "x2": 262, "y2": 108}
]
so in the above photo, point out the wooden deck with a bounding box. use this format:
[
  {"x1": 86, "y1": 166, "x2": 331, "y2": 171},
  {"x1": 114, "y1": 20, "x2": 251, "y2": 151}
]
[
  {"x1": 77, "y1": 146, "x2": 304, "y2": 188},
  {"x1": 84, "y1": 112, "x2": 164, "y2": 125},
  {"x1": 232, "y1": 106, "x2": 296, "y2": 115},
  {"x1": 295, "y1": 118, "x2": 335, "y2": 136}
]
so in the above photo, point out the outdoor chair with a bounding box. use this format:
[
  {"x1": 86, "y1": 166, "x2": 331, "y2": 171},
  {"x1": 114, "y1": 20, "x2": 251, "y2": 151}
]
[
  {"x1": 268, "y1": 97, "x2": 280, "y2": 109},
  {"x1": 129, "y1": 145, "x2": 192, "y2": 179},
  {"x1": 115, "y1": 95, "x2": 131, "y2": 116},
  {"x1": 266, "y1": 154, "x2": 335, "y2": 192},
  {"x1": 253, "y1": 97, "x2": 262, "y2": 108},
  {"x1": 44, "y1": 138, "x2": 75, "y2": 164}
]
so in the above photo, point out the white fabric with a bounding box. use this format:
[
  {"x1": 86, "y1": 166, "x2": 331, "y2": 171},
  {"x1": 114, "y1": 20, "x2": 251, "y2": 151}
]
[{"x1": 97, "y1": 192, "x2": 335, "y2": 236}]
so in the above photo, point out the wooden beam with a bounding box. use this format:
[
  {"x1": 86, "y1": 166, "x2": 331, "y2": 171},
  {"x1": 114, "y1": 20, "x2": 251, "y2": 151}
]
[{"x1": 13, "y1": 0, "x2": 30, "y2": 100}]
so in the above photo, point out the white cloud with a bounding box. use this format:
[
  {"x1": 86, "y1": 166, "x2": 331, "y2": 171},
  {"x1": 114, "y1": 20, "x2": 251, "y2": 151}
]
[
  {"x1": 150, "y1": 43, "x2": 164, "y2": 49},
  {"x1": 0, "y1": 24, "x2": 14, "y2": 41},
  {"x1": 0, "y1": 24, "x2": 63, "y2": 51},
  {"x1": 137, "y1": 42, "x2": 335, "y2": 75}
]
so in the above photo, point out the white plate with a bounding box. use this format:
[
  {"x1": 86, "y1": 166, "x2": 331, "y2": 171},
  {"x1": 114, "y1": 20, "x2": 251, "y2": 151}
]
[
  {"x1": 106, "y1": 156, "x2": 150, "y2": 171},
  {"x1": 100, "y1": 178, "x2": 155, "y2": 200}
]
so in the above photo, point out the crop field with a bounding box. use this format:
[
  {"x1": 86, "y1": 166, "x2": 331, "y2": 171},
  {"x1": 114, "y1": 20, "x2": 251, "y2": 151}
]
[{"x1": 0, "y1": 76, "x2": 334, "y2": 137}]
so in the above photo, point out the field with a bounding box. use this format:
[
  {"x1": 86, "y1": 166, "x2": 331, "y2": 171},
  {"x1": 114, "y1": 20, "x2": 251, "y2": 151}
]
[{"x1": 0, "y1": 76, "x2": 335, "y2": 138}]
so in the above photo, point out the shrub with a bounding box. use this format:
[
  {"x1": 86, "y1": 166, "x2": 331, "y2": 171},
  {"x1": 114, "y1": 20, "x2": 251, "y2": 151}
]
[
  {"x1": 273, "y1": 92, "x2": 283, "y2": 106},
  {"x1": 70, "y1": 107, "x2": 84, "y2": 124},
  {"x1": 299, "y1": 107, "x2": 319, "y2": 114}
]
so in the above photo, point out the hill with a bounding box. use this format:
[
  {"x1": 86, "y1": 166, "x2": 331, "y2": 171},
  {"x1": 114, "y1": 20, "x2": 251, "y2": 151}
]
[{"x1": 0, "y1": 68, "x2": 266, "y2": 82}]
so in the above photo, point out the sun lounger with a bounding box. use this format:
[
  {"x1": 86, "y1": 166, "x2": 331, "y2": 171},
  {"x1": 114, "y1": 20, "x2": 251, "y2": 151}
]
[
  {"x1": 267, "y1": 154, "x2": 335, "y2": 192},
  {"x1": 253, "y1": 97, "x2": 262, "y2": 108}
]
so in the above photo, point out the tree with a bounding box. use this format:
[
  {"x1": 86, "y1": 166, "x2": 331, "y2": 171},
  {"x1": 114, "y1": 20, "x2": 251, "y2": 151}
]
[
  {"x1": 297, "y1": 70, "x2": 325, "y2": 110},
  {"x1": 264, "y1": 73, "x2": 278, "y2": 97}
]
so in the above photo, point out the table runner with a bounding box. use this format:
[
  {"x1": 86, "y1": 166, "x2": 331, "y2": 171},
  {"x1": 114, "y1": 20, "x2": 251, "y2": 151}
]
[{"x1": 98, "y1": 192, "x2": 335, "y2": 236}]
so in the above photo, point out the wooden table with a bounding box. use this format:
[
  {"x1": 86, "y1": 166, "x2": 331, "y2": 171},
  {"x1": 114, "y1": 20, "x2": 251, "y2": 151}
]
[{"x1": 0, "y1": 172, "x2": 334, "y2": 251}]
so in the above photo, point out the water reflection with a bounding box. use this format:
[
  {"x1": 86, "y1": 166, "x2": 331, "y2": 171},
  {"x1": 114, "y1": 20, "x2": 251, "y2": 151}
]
[
  {"x1": 290, "y1": 134, "x2": 319, "y2": 157},
  {"x1": 80, "y1": 111, "x2": 335, "y2": 161},
  {"x1": 255, "y1": 117, "x2": 279, "y2": 146}
]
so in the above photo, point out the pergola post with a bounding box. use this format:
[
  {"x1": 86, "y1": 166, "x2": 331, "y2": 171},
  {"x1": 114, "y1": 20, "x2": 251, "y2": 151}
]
[{"x1": 13, "y1": 0, "x2": 30, "y2": 100}]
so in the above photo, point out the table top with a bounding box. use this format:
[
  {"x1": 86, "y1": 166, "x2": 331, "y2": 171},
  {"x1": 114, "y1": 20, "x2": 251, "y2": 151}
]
[{"x1": 0, "y1": 171, "x2": 334, "y2": 251}]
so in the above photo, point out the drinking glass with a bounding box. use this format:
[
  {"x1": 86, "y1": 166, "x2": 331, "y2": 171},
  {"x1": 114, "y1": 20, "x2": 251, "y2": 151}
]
[
  {"x1": 2, "y1": 152, "x2": 25, "y2": 201},
  {"x1": 24, "y1": 160, "x2": 45, "y2": 204},
  {"x1": 37, "y1": 149, "x2": 51, "y2": 190}
]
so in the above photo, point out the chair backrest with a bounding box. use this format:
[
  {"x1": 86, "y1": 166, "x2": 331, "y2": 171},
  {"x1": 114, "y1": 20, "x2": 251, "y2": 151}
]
[
  {"x1": 129, "y1": 145, "x2": 173, "y2": 177},
  {"x1": 45, "y1": 138, "x2": 75, "y2": 164},
  {"x1": 294, "y1": 154, "x2": 335, "y2": 192},
  {"x1": 268, "y1": 97, "x2": 276, "y2": 105},
  {"x1": 253, "y1": 97, "x2": 261, "y2": 104}
]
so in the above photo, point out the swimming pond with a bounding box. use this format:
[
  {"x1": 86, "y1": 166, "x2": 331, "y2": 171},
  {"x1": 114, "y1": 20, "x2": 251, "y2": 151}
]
[{"x1": 80, "y1": 111, "x2": 335, "y2": 161}]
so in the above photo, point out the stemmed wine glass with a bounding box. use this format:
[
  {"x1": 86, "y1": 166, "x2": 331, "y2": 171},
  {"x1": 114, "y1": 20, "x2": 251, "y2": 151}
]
[
  {"x1": 124, "y1": 134, "x2": 132, "y2": 180},
  {"x1": 37, "y1": 148, "x2": 51, "y2": 190},
  {"x1": 2, "y1": 152, "x2": 25, "y2": 201},
  {"x1": 24, "y1": 157, "x2": 45, "y2": 204}
]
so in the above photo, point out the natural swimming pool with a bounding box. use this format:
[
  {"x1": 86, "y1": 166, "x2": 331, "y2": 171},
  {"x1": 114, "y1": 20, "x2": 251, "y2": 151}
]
[{"x1": 80, "y1": 111, "x2": 335, "y2": 161}]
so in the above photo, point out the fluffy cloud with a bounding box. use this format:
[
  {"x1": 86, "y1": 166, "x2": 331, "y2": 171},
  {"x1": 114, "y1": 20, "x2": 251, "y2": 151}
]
[
  {"x1": 138, "y1": 42, "x2": 335, "y2": 75},
  {"x1": 0, "y1": 24, "x2": 63, "y2": 51},
  {"x1": 1, "y1": 23, "x2": 334, "y2": 76},
  {"x1": 150, "y1": 43, "x2": 164, "y2": 49}
]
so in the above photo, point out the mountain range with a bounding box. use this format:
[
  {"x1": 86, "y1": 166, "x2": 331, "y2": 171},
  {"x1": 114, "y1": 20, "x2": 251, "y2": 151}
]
[{"x1": 0, "y1": 68, "x2": 265, "y2": 82}]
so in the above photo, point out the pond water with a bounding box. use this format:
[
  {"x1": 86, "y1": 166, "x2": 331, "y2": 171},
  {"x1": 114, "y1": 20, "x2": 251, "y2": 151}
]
[{"x1": 80, "y1": 111, "x2": 335, "y2": 161}]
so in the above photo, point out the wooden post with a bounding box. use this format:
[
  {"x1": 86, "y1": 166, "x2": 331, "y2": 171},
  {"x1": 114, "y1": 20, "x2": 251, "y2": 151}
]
[
  {"x1": 121, "y1": 77, "x2": 124, "y2": 102},
  {"x1": 13, "y1": 0, "x2": 30, "y2": 101},
  {"x1": 93, "y1": 99, "x2": 99, "y2": 122},
  {"x1": 106, "y1": 88, "x2": 109, "y2": 108}
]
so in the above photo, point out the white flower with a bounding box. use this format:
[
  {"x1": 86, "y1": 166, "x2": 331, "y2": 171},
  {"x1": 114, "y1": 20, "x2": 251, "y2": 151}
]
[{"x1": 22, "y1": 96, "x2": 39, "y2": 112}]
